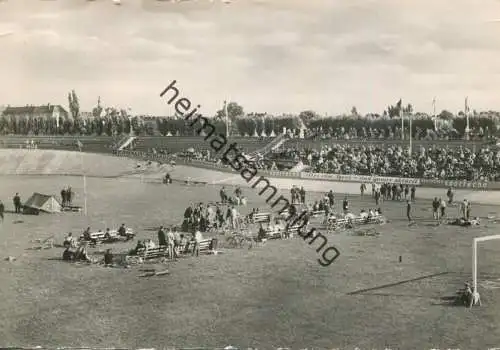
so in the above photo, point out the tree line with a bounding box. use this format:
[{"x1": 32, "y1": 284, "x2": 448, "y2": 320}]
[
  {"x1": 0, "y1": 93, "x2": 497, "y2": 137},
  {"x1": 0, "y1": 113, "x2": 496, "y2": 138}
]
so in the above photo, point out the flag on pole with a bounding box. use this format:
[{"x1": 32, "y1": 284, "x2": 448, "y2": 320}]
[
  {"x1": 465, "y1": 97, "x2": 470, "y2": 114},
  {"x1": 432, "y1": 97, "x2": 437, "y2": 131}
]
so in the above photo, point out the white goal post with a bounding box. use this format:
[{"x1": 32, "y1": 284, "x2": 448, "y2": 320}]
[{"x1": 472, "y1": 234, "x2": 500, "y2": 293}]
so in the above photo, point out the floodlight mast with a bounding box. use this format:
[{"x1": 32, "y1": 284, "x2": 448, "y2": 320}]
[{"x1": 472, "y1": 234, "x2": 500, "y2": 293}]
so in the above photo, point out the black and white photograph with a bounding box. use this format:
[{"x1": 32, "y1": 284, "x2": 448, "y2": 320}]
[{"x1": 1, "y1": 0, "x2": 500, "y2": 348}]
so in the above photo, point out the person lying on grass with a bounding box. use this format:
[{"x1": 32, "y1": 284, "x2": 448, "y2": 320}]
[{"x1": 448, "y1": 217, "x2": 480, "y2": 226}]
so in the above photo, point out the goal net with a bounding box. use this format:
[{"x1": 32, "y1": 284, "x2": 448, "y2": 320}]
[{"x1": 473, "y1": 234, "x2": 500, "y2": 293}]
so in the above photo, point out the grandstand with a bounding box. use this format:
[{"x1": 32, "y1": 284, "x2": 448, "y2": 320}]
[{"x1": 128, "y1": 136, "x2": 276, "y2": 154}]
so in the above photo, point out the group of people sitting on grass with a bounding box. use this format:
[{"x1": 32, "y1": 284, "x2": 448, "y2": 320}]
[
  {"x1": 60, "y1": 224, "x2": 134, "y2": 263},
  {"x1": 62, "y1": 240, "x2": 91, "y2": 262},
  {"x1": 62, "y1": 241, "x2": 115, "y2": 266}
]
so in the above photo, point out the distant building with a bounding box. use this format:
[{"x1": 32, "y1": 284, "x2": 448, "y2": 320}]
[
  {"x1": 79, "y1": 111, "x2": 93, "y2": 120},
  {"x1": 2, "y1": 104, "x2": 68, "y2": 120}
]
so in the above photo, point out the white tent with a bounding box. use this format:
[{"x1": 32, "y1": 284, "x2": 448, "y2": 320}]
[{"x1": 23, "y1": 193, "x2": 62, "y2": 214}]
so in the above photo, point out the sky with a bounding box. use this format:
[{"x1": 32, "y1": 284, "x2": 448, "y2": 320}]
[{"x1": 1, "y1": 0, "x2": 500, "y2": 116}]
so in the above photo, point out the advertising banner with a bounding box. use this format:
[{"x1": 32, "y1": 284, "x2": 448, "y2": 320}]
[
  {"x1": 300, "y1": 172, "x2": 421, "y2": 185},
  {"x1": 419, "y1": 178, "x2": 488, "y2": 189}
]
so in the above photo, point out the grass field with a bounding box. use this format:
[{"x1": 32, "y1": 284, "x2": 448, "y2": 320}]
[{"x1": 1, "y1": 151, "x2": 500, "y2": 349}]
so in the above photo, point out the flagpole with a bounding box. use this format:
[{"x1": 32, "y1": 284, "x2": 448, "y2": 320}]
[
  {"x1": 400, "y1": 100, "x2": 404, "y2": 141},
  {"x1": 80, "y1": 149, "x2": 88, "y2": 216},
  {"x1": 224, "y1": 100, "x2": 229, "y2": 138},
  {"x1": 465, "y1": 97, "x2": 470, "y2": 141},
  {"x1": 409, "y1": 108, "x2": 412, "y2": 156},
  {"x1": 432, "y1": 97, "x2": 437, "y2": 131}
]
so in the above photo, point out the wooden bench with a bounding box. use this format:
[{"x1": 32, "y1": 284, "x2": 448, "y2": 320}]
[
  {"x1": 286, "y1": 224, "x2": 301, "y2": 237},
  {"x1": 252, "y1": 212, "x2": 271, "y2": 223},
  {"x1": 352, "y1": 216, "x2": 385, "y2": 225},
  {"x1": 266, "y1": 227, "x2": 283, "y2": 240},
  {"x1": 136, "y1": 246, "x2": 168, "y2": 260},
  {"x1": 108, "y1": 228, "x2": 135, "y2": 240},
  {"x1": 327, "y1": 218, "x2": 349, "y2": 230},
  {"x1": 328, "y1": 216, "x2": 385, "y2": 231},
  {"x1": 311, "y1": 210, "x2": 325, "y2": 217},
  {"x1": 79, "y1": 231, "x2": 107, "y2": 245},
  {"x1": 185, "y1": 238, "x2": 216, "y2": 254}
]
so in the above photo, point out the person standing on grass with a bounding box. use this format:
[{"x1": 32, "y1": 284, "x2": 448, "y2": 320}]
[
  {"x1": 220, "y1": 187, "x2": 227, "y2": 204},
  {"x1": 404, "y1": 185, "x2": 409, "y2": 200},
  {"x1": 13, "y1": 193, "x2": 21, "y2": 214},
  {"x1": 406, "y1": 200, "x2": 412, "y2": 222},
  {"x1": 173, "y1": 227, "x2": 181, "y2": 257},
  {"x1": 157, "y1": 226, "x2": 167, "y2": 246},
  {"x1": 460, "y1": 199, "x2": 467, "y2": 219},
  {"x1": 191, "y1": 229, "x2": 202, "y2": 257},
  {"x1": 166, "y1": 227, "x2": 176, "y2": 260},
  {"x1": 360, "y1": 183, "x2": 366, "y2": 197},
  {"x1": 342, "y1": 196, "x2": 349, "y2": 214},
  {"x1": 300, "y1": 186, "x2": 306, "y2": 204},
  {"x1": 61, "y1": 188, "x2": 67, "y2": 207},
  {"x1": 67, "y1": 187, "x2": 73, "y2": 206},
  {"x1": 0, "y1": 200, "x2": 4, "y2": 222},
  {"x1": 447, "y1": 187, "x2": 454, "y2": 205},
  {"x1": 231, "y1": 206, "x2": 239, "y2": 230},
  {"x1": 216, "y1": 205, "x2": 224, "y2": 229},
  {"x1": 432, "y1": 197, "x2": 440, "y2": 221},
  {"x1": 391, "y1": 184, "x2": 397, "y2": 200},
  {"x1": 374, "y1": 190, "x2": 380, "y2": 206},
  {"x1": 328, "y1": 190, "x2": 335, "y2": 207},
  {"x1": 439, "y1": 197, "x2": 447, "y2": 220},
  {"x1": 410, "y1": 185, "x2": 416, "y2": 201}
]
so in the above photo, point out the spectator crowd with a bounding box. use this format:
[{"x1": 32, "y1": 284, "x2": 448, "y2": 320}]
[{"x1": 297, "y1": 144, "x2": 500, "y2": 181}]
